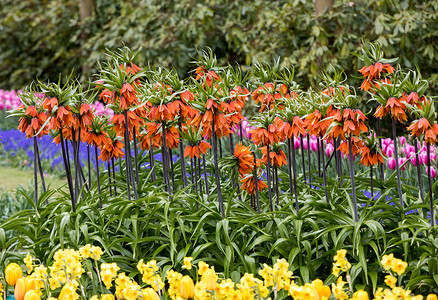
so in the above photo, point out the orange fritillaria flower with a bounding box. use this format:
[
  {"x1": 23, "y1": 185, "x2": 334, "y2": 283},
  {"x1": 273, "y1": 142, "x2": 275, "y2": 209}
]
[
  {"x1": 407, "y1": 117, "x2": 432, "y2": 137},
  {"x1": 18, "y1": 108, "x2": 48, "y2": 139},
  {"x1": 79, "y1": 103, "x2": 94, "y2": 129},
  {"x1": 251, "y1": 83, "x2": 290, "y2": 113},
  {"x1": 278, "y1": 116, "x2": 306, "y2": 139},
  {"x1": 111, "y1": 111, "x2": 141, "y2": 138},
  {"x1": 250, "y1": 123, "x2": 282, "y2": 146},
  {"x1": 99, "y1": 139, "x2": 125, "y2": 162},
  {"x1": 305, "y1": 107, "x2": 334, "y2": 138},
  {"x1": 359, "y1": 145, "x2": 385, "y2": 167},
  {"x1": 386, "y1": 96, "x2": 407, "y2": 122},
  {"x1": 424, "y1": 124, "x2": 438, "y2": 145},
  {"x1": 358, "y1": 62, "x2": 394, "y2": 79},
  {"x1": 145, "y1": 122, "x2": 180, "y2": 149},
  {"x1": 83, "y1": 130, "x2": 111, "y2": 147},
  {"x1": 240, "y1": 175, "x2": 268, "y2": 195},
  {"x1": 234, "y1": 143, "x2": 254, "y2": 176},
  {"x1": 337, "y1": 137, "x2": 363, "y2": 156},
  {"x1": 329, "y1": 108, "x2": 368, "y2": 139},
  {"x1": 260, "y1": 146, "x2": 287, "y2": 168},
  {"x1": 195, "y1": 66, "x2": 221, "y2": 88},
  {"x1": 184, "y1": 141, "x2": 212, "y2": 159}
]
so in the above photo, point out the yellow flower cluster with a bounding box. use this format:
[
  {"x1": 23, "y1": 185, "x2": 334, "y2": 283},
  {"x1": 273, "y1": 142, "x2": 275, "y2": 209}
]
[
  {"x1": 332, "y1": 249, "x2": 352, "y2": 277},
  {"x1": 114, "y1": 273, "x2": 142, "y2": 300},
  {"x1": 48, "y1": 249, "x2": 84, "y2": 290},
  {"x1": 3, "y1": 246, "x2": 438, "y2": 300},
  {"x1": 24, "y1": 253, "x2": 34, "y2": 273},
  {"x1": 79, "y1": 244, "x2": 103, "y2": 261},
  {"x1": 258, "y1": 258, "x2": 293, "y2": 292},
  {"x1": 374, "y1": 286, "x2": 423, "y2": 300},
  {"x1": 136, "y1": 259, "x2": 165, "y2": 292},
  {"x1": 0, "y1": 281, "x2": 3, "y2": 299},
  {"x1": 289, "y1": 279, "x2": 331, "y2": 300},
  {"x1": 332, "y1": 277, "x2": 349, "y2": 300},
  {"x1": 100, "y1": 263, "x2": 120, "y2": 289},
  {"x1": 30, "y1": 265, "x2": 48, "y2": 295},
  {"x1": 381, "y1": 254, "x2": 408, "y2": 276}
]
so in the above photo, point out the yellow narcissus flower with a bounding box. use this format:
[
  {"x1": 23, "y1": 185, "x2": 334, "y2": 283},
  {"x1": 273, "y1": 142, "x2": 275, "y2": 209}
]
[
  {"x1": 179, "y1": 276, "x2": 195, "y2": 299},
  {"x1": 88, "y1": 295, "x2": 99, "y2": 300},
  {"x1": 384, "y1": 275, "x2": 397, "y2": 288},
  {"x1": 100, "y1": 294, "x2": 115, "y2": 300},
  {"x1": 5, "y1": 262, "x2": 23, "y2": 286},
  {"x1": 80, "y1": 245, "x2": 103, "y2": 260},
  {"x1": 79, "y1": 244, "x2": 92, "y2": 259},
  {"x1": 198, "y1": 261, "x2": 209, "y2": 276},
  {"x1": 183, "y1": 257, "x2": 193, "y2": 270},
  {"x1": 332, "y1": 249, "x2": 351, "y2": 277},
  {"x1": 24, "y1": 253, "x2": 33, "y2": 273},
  {"x1": 393, "y1": 259, "x2": 408, "y2": 276},
  {"x1": 381, "y1": 253, "x2": 395, "y2": 270},
  {"x1": 331, "y1": 277, "x2": 349, "y2": 300},
  {"x1": 0, "y1": 282, "x2": 3, "y2": 299},
  {"x1": 100, "y1": 263, "x2": 120, "y2": 289}
]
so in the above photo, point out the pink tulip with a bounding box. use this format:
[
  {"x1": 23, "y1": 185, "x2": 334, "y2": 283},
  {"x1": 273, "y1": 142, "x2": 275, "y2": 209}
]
[
  {"x1": 310, "y1": 139, "x2": 318, "y2": 152},
  {"x1": 399, "y1": 136, "x2": 406, "y2": 146},
  {"x1": 302, "y1": 138, "x2": 308, "y2": 150},
  {"x1": 294, "y1": 138, "x2": 301, "y2": 150},
  {"x1": 399, "y1": 157, "x2": 407, "y2": 171},
  {"x1": 419, "y1": 152, "x2": 428, "y2": 165},
  {"x1": 326, "y1": 143, "x2": 334, "y2": 157},
  {"x1": 386, "y1": 145, "x2": 395, "y2": 157},
  {"x1": 387, "y1": 157, "x2": 396, "y2": 170},
  {"x1": 426, "y1": 166, "x2": 437, "y2": 178},
  {"x1": 409, "y1": 153, "x2": 417, "y2": 166}
]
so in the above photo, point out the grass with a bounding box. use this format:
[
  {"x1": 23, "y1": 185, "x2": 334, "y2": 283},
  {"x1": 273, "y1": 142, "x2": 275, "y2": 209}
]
[{"x1": 0, "y1": 165, "x2": 67, "y2": 192}]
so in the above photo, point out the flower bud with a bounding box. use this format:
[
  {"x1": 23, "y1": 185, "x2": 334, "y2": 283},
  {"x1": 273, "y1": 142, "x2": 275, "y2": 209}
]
[
  {"x1": 24, "y1": 290, "x2": 41, "y2": 300},
  {"x1": 14, "y1": 278, "x2": 26, "y2": 300},
  {"x1": 426, "y1": 294, "x2": 438, "y2": 300},
  {"x1": 201, "y1": 269, "x2": 217, "y2": 291},
  {"x1": 179, "y1": 276, "x2": 195, "y2": 299},
  {"x1": 5, "y1": 263, "x2": 23, "y2": 286},
  {"x1": 25, "y1": 276, "x2": 37, "y2": 293}
]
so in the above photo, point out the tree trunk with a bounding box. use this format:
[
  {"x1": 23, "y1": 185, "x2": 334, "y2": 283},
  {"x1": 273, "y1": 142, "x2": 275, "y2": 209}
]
[
  {"x1": 79, "y1": 0, "x2": 94, "y2": 75},
  {"x1": 315, "y1": 0, "x2": 333, "y2": 16}
]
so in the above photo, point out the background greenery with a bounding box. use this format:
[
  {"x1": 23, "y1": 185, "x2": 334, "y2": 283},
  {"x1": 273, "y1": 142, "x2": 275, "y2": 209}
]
[{"x1": 1, "y1": 0, "x2": 438, "y2": 92}]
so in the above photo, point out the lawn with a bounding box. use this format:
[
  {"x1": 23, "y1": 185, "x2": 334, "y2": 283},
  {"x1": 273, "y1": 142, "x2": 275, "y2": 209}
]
[{"x1": 0, "y1": 165, "x2": 66, "y2": 191}]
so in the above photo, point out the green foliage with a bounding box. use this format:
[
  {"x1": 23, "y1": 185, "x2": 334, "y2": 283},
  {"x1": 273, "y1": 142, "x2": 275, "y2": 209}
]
[
  {"x1": 1, "y1": 154, "x2": 438, "y2": 294},
  {"x1": 1, "y1": 0, "x2": 438, "y2": 92}
]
